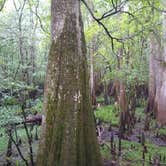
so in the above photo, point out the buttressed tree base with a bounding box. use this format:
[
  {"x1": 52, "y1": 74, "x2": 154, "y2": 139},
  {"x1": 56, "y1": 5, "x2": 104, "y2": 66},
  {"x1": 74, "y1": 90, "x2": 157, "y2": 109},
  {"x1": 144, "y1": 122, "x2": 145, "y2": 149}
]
[{"x1": 37, "y1": 0, "x2": 103, "y2": 166}]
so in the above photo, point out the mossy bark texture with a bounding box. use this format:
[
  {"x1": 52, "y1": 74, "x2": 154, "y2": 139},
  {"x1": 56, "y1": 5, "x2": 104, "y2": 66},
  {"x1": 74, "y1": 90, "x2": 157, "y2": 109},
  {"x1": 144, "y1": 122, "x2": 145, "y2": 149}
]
[{"x1": 37, "y1": 0, "x2": 103, "y2": 166}]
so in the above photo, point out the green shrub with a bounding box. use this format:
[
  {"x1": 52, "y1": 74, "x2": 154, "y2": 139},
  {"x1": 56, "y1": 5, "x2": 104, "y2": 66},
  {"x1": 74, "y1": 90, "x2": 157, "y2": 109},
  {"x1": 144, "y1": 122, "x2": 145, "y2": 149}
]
[
  {"x1": 0, "y1": 106, "x2": 22, "y2": 126},
  {"x1": 95, "y1": 105, "x2": 119, "y2": 125}
]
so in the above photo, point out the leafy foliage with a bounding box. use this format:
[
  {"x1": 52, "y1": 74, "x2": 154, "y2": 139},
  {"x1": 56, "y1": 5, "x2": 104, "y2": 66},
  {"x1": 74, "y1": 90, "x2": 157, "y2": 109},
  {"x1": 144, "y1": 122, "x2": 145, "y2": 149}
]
[
  {"x1": 95, "y1": 105, "x2": 119, "y2": 125},
  {"x1": 0, "y1": 106, "x2": 22, "y2": 126}
]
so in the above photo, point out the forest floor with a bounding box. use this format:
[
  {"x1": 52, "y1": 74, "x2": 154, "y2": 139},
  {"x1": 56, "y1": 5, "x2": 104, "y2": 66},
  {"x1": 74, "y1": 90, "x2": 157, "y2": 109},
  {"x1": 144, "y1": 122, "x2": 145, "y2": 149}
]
[
  {"x1": 101, "y1": 122, "x2": 166, "y2": 166},
  {"x1": 95, "y1": 105, "x2": 166, "y2": 166},
  {"x1": 0, "y1": 102, "x2": 166, "y2": 166}
]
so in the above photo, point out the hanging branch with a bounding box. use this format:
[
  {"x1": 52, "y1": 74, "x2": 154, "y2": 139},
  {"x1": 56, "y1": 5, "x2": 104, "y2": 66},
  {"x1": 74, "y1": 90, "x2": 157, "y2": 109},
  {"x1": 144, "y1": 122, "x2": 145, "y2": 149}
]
[
  {"x1": 81, "y1": 0, "x2": 123, "y2": 51},
  {"x1": 81, "y1": 0, "x2": 143, "y2": 51}
]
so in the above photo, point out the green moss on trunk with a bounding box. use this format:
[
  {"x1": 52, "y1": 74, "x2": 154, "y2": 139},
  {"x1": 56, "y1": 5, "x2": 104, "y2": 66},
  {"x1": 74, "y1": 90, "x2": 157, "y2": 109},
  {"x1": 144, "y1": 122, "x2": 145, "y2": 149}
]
[{"x1": 37, "y1": 1, "x2": 103, "y2": 166}]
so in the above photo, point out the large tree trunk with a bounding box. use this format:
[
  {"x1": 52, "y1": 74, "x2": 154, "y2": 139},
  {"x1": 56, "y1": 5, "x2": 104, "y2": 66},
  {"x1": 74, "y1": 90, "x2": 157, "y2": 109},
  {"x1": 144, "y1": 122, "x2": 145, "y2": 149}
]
[{"x1": 37, "y1": 0, "x2": 103, "y2": 166}]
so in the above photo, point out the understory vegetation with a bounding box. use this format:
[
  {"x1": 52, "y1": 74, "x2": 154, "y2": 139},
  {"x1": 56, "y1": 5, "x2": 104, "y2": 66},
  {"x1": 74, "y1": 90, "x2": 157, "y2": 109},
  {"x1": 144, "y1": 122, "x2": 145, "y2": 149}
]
[{"x1": 0, "y1": 96, "x2": 165, "y2": 165}]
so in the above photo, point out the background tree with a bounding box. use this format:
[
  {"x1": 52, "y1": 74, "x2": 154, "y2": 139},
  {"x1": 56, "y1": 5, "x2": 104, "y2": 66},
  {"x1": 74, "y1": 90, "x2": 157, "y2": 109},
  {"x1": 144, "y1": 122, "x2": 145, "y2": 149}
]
[{"x1": 146, "y1": 0, "x2": 166, "y2": 124}]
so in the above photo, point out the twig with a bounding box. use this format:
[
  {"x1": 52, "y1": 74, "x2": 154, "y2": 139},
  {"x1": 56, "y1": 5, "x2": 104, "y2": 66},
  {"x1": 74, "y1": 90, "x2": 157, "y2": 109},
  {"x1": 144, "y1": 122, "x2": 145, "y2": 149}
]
[
  {"x1": 81, "y1": 0, "x2": 123, "y2": 51},
  {"x1": 0, "y1": 0, "x2": 6, "y2": 11},
  {"x1": 9, "y1": 127, "x2": 29, "y2": 166},
  {"x1": 21, "y1": 104, "x2": 34, "y2": 166}
]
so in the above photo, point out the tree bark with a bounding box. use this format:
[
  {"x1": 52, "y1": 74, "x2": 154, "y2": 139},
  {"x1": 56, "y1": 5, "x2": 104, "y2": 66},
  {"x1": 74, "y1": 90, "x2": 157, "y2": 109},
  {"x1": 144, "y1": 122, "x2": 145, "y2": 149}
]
[
  {"x1": 37, "y1": 0, "x2": 103, "y2": 166},
  {"x1": 147, "y1": 20, "x2": 166, "y2": 124}
]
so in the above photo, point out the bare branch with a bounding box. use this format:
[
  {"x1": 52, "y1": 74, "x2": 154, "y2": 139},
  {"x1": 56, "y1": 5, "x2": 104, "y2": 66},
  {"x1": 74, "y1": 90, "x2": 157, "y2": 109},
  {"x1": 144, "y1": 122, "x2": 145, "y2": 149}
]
[
  {"x1": 98, "y1": 0, "x2": 128, "y2": 21},
  {"x1": 0, "y1": 0, "x2": 6, "y2": 11},
  {"x1": 81, "y1": 0, "x2": 123, "y2": 51},
  {"x1": 27, "y1": 0, "x2": 49, "y2": 34}
]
